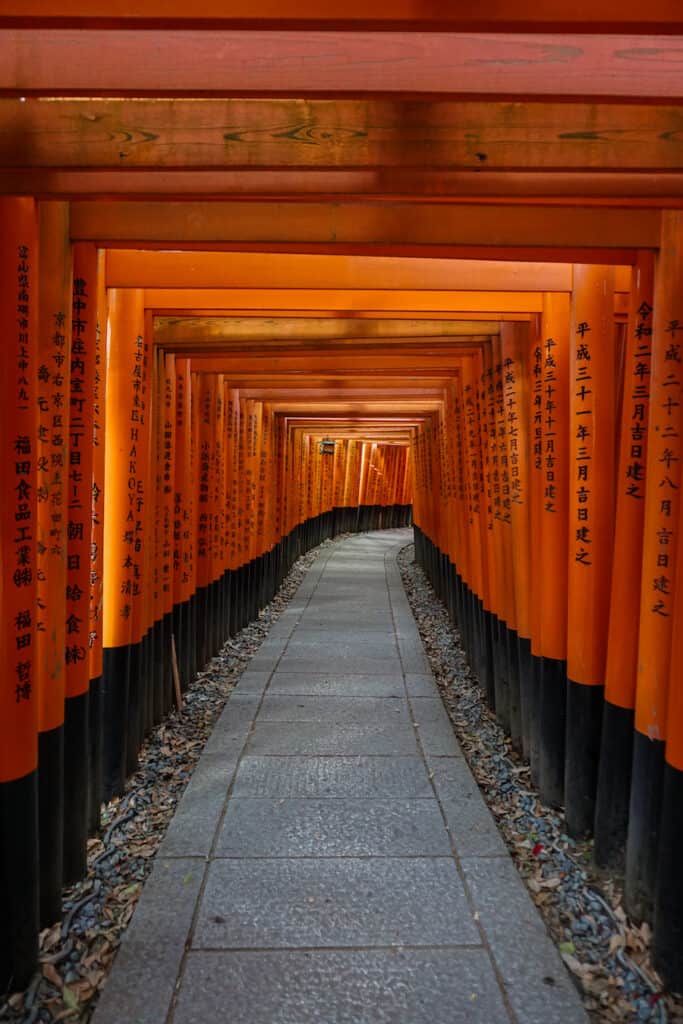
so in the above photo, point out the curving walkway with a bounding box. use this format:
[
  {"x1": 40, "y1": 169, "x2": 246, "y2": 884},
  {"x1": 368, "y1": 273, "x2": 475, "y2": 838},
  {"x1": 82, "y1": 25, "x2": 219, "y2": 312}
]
[{"x1": 93, "y1": 530, "x2": 587, "y2": 1024}]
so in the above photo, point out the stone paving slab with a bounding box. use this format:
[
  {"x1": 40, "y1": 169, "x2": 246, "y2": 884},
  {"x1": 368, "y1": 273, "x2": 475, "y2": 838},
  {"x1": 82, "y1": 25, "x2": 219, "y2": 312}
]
[
  {"x1": 193, "y1": 857, "x2": 480, "y2": 949},
  {"x1": 257, "y1": 694, "x2": 410, "y2": 722},
  {"x1": 247, "y1": 719, "x2": 420, "y2": 755},
  {"x1": 428, "y1": 757, "x2": 508, "y2": 858},
  {"x1": 266, "y1": 672, "x2": 405, "y2": 697},
  {"x1": 231, "y1": 755, "x2": 434, "y2": 799},
  {"x1": 158, "y1": 754, "x2": 238, "y2": 858},
  {"x1": 277, "y1": 655, "x2": 403, "y2": 674},
  {"x1": 93, "y1": 530, "x2": 588, "y2": 1024},
  {"x1": 405, "y1": 671, "x2": 441, "y2": 697},
  {"x1": 215, "y1": 797, "x2": 452, "y2": 856},
  {"x1": 461, "y1": 856, "x2": 589, "y2": 1024},
  {"x1": 93, "y1": 858, "x2": 204, "y2": 1024},
  {"x1": 281, "y1": 639, "x2": 398, "y2": 659},
  {"x1": 173, "y1": 948, "x2": 511, "y2": 1024},
  {"x1": 410, "y1": 696, "x2": 463, "y2": 755}
]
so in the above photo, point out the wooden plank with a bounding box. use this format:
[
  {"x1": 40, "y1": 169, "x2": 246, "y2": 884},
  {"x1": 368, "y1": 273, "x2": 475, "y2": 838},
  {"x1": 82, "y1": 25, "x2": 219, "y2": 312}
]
[
  {"x1": 3, "y1": 1, "x2": 680, "y2": 28},
  {"x1": 107, "y1": 251, "x2": 574, "y2": 291},
  {"x1": 1, "y1": 28, "x2": 682, "y2": 99},
  {"x1": 72, "y1": 200, "x2": 659, "y2": 250},
  {"x1": 5, "y1": 167, "x2": 683, "y2": 200},
  {"x1": 3, "y1": 99, "x2": 683, "y2": 171},
  {"x1": 143, "y1": 288, "x2": 546, "y2": 313},
  {"x1": 153, "y1": 315, "x2": 500, "y2": 346}
]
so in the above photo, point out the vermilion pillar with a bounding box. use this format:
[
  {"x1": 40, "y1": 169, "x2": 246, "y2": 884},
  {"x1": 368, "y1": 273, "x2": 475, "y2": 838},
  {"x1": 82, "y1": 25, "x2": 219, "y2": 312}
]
[
  {"x1": 565, "y1": 264, "x2": 616, "y2": 837},
  {"x1": 537, "y1": 293, "x2": 571, "y2": 807},
  {"x1": 102, "y1": 288, "x2": 145, "y2": 798},
  {"x1": 64, "y1": 242, "x2": 97, "y2": 882},
  {"x1": 0, "y1": 196, "x2": 40, "y2": 991},
  {"x1": 595, "y1": 252, "x2": 655, "y2": 869},
  {"x1": 88, "y1": 251, "x2": 107, "y2": 832},
  {"x1": 627, "y1": 212, "x2": 683, "y2": 920},
  {"x1": 35, "y1": 201, "x2": 70, "y2": 923}
]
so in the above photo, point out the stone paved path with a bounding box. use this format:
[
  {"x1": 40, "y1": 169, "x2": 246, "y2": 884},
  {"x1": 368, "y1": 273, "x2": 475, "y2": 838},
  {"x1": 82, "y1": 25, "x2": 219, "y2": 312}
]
[{"x1": 93, "y1": 530, "x2": 587, "y2": 1024}]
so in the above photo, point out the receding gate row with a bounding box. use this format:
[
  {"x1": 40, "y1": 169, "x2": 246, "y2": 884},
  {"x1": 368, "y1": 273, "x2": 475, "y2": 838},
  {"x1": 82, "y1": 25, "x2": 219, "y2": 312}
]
[
  {"x1": 412, "y1": 218, "x2": 683, "y2": 989},
  {"x1": 0, "y1": 197, "x2": 412, "y2": 993}
]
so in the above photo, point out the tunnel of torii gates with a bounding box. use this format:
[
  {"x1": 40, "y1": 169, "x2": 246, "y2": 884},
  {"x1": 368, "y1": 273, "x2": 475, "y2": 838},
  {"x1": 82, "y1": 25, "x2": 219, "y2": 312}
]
[{"x1": 4, "y1": 0, "x2": 683, "y2": 1005}]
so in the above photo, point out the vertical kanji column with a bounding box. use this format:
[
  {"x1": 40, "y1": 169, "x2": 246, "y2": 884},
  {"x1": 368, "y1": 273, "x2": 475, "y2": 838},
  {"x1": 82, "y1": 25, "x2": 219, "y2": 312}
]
[
  {"x1": 502, "y1": 323, "x2": 533, "y2": 759},
  {"x1": 160, "y1": 353, "x2": 175, "y2": 714},
  {"x1": 35, "y1": 201, "x2": 70, "y2": 923},
  {"x1": 63, "y1": 242, "x2": 97, "y2": 881},
  {"x1": 655, "y1": 478, "x2": 683, "y2": 987},
  {"x1": 88, "y1": 251, "x2": 107, "y2": 832},
  {"x1": 565, "y1": 264, "x2": 616, "y2": 837},
  {"x1": 537, "y1": 293, "x2": 571, "y2": 807},
  {"x1": 0, "y1": 196, "x2": 39, "y2": 991},
  {"x1": 102, "y1": 289, "x2": 144, "y2": 798},
  {"x1": 595, "y1": 252, "x2": 654, "y2": 869},
  {"x1": 226, "y1": 386, "x2": 240, "y2": 635},
  {"x1": 196, "y1": 373, "x2": 215, "y2": 666},
  {"x1": 627, "y1": 212, "x2": 683, "y2": 920},
  {"x1": 173, "y1": 358, "x2": 193, "y2": 687}
]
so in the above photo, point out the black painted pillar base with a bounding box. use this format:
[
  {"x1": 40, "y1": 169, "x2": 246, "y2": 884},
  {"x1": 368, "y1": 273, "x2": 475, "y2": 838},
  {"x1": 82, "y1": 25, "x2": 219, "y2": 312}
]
[
  {"x1": 37, "y1": 725, "x2": 64, "y2": 927},
  {"x1": 126, "y1": 639, "x2": 142, "y2": 776},
  {"x1": 0, "y1": 770, "x2": 39, "y2": 992},
  {"x1": 142, "y1": 628, "x2": 153, "y2": 738},
  {"x1": 63, "y1": 690, "x2": 89, "y2": 886},
  {"x1": 525, "y1": 646, "x2": 542, "y2": 787},
  {"x1": 152, "y1": 617, "x2": 164, "y2": 726},
  {"x1": 653, "y1": 761, "x2": 683, "y2": 989},
  {"x1": 188, "y1": 591, "x2": 198, "y2": 679},
  {"x1": 492, "y1": 616, "x2": 510, "y2": 734},
  {"x1": 480, "y1": 607, "x2": 496, "y2": 711},
  {"x1": 102, "y1": 644, "x2": 130, "y2": 801},
  {"x1": 564, "y1": 679, "x2": 604, "y2": 838},
  {"x1": 517, "y1": 635, "x2": 533, "y2": 762},
  {"x1": 506, "y1": 626, "x2": 522, "y2": 753},
  {"x1": 625, "y1": 732, "x2": 665, "y2": 922},
  {"x1": 593, "y1": 700, "x2": 634, "y2": 871},
  {"x1": 538, "y1": 656, "x2": 567, "y2": 808},
  {"x1": 196, "y1": 585, "x2": 208, "y2": 668},
  {"x1": 88, "y1": 673, "x2": 103, "y2": 834}
]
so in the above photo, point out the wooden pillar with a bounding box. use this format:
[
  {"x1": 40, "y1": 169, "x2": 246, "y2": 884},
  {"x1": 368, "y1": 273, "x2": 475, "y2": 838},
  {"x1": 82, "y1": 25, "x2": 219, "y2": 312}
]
[
  {"x1": 595, "y1": 252, "x2": 655, "y2": 869},
  {"x1": 64, "y1": 242, "x2": 98, "y2": 883},
  {"x1": 502, "y1": 323, "x2": 533, "y2": 759},
  {"x1": 102, "y1": 288, "x2": 144, "y2": 798},
  {"x1": 0, "y1": 196, "x2": 40, "y2": 991},
  {"x1": 565, "y1": 264, "x2": 616, "y2": 837},
  {"x1": 35, "y1": 201, "x2": 70, "y2": 923},
  {"x1": 537, "y1": 293, "x2": 571, "y2": 808},
  {"x1": 88, "y1": 251, "x2": 107, "y2": 833},
  {"x1": 627, "y1": 212, "x2": 683, "y2": 920},
  {"x1": 654, "y1": 477, "x2": 683, "y2": 986}
]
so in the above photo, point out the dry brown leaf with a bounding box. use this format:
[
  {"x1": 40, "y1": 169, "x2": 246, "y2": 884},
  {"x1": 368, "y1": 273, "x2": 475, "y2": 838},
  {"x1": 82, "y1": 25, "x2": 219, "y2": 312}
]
[{"x1": 42, "y1": 962, "x2": 64, "y2": 989}]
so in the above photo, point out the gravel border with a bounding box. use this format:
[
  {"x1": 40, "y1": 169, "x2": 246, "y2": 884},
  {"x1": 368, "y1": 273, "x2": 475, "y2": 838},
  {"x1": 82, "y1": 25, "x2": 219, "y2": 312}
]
[
  {"x1": 1, "y1": 540, "x2": 337, "y2": 1024},
  {"x1": 398, "y1": 543, "x2": 683, "y2": 1024}
]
